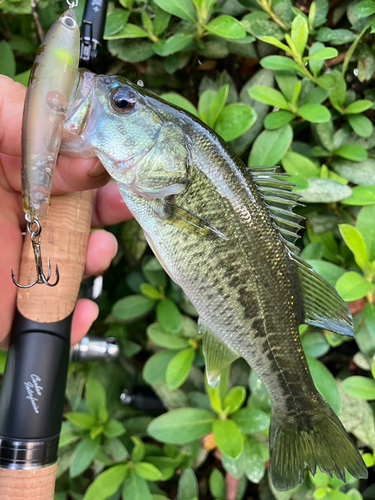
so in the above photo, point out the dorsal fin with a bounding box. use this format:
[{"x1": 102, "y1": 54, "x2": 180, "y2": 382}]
[{"x1": 246, "y1": 166, "x2": 304, "y2": 254}]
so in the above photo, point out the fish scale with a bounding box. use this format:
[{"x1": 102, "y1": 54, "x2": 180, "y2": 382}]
[{"x1": 62, "y1": 70, "x2": 367, "y2": 491}]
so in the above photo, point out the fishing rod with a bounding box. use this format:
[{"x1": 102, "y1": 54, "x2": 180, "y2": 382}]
[{"x1": 0, "y1": 1, "x2": 108, "y2": 498}]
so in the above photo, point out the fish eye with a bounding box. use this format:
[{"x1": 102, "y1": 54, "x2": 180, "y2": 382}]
[
  {"x1": 61, "y1": 15, "x2": 77, "y2": 28},
  {"x1": 110, "y1": 87, "x2": 136, "y2": 113}
]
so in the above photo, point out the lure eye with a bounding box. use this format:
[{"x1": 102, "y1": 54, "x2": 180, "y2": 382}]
[
  {"x1": 61, "y1": 15, "x2": 77, "y2": 28},
  {"x1": 110, "y1": 88, "x2": 136, "y2": 113}
]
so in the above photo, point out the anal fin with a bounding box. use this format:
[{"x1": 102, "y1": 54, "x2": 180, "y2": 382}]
[{"x1": 200, "y1": 319, "x2": 239, "y2": 387}]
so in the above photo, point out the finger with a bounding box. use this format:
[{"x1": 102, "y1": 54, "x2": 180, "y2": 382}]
[
  {"x1": 0, "y1": 76, "x2": 110, "y2": 194},
  {"x1": 70, "y1": 299, "x2": 99, "y2": 346},
  {"x1": 93, "y1": 182, "x2": 133, "y2": 227},
  {"x1": 84, "y1": 229, "x2": 118, "y2": 276},
  {"x1": 0, "y1": 193, "x2": 23, "y2": 348},
  {"x1": 0, "y1": 76, "x2": 25, "y2": 157}
]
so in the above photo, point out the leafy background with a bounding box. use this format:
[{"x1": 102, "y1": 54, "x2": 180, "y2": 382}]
[{"x1": 1, "y1": 0, "x2": 375, "y2": 499}]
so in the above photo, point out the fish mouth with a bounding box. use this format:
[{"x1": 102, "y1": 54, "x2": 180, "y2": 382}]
[{"x1": 61, "y1": 69, "x2": 96, "y2": 157}]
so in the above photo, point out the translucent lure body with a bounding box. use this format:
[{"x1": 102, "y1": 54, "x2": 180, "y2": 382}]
[{"x1": 21, "y1": 8, "x2": 80, "y2": 219}]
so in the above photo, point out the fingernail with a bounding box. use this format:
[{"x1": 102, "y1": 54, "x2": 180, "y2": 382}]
[{"x1": 88, "y1": 160, "x2": 106, "y2": 178}]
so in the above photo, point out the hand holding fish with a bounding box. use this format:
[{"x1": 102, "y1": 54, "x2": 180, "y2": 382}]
[{"x1": 0, "y1": 75, "x2": 132, "y2": 348}]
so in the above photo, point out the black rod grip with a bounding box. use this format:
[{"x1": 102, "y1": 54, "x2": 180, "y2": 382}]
[{"x1": 0, "y1": 312, "x2": 72, "y2": 468}]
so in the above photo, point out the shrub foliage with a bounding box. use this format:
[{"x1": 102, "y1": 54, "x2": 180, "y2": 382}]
[{"x1": 1, "y1": 0, "x2": 375, "y2": 499}]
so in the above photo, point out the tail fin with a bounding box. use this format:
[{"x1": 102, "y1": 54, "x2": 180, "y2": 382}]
[{"x1": 269, "y1": 395, "x2": 368, "y2": 491}]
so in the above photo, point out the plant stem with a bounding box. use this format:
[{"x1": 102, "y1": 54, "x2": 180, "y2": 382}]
[
  {"x1": 342, "y1": 19, "x2": 372, "y2": 76},
  {"x1": 258, "y1": 0, "x2": 288, "y2": 30}
]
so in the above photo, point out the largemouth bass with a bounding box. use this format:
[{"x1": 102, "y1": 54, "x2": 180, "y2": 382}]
[{"x1": 61, "y1": 70, "x2": 367, "y2": 490}]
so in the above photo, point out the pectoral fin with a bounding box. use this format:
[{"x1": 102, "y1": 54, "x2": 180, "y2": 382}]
[
  {"x1": 200, "y1": 319, "x2": 239, "y2": 387},
  {"x1": 292, "y1": 255, "x2": 353, "y2": 337},
  {"x1": 165, "y1": 200, "x2": 226, "y2": 240}
]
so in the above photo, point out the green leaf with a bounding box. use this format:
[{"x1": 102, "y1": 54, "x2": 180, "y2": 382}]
[
  {"x1": 301, "y1": 331, "x2": 330, "y2": 358},
  {"x1": 335, "y1": 272, "x2": 372, "y2": 301},
  {"x1": 177, "y1": 468, "x2": 198, "y2": 500},
  {"x1": 142, "y1": 257, "x2": 167, "y2": 289},
  {"x1": 248, "y1": 85, "x2": 289, "y2": 110},
  {"x1": 224, "y1": 386, "x2": 246, "y2": 414},
  {"x1": 153, "y1": 0, "x2": 197, "y2": 23},
  {"x1": 153, "y1": 33, "x2": 194, "y2": 56},
  {"x1": 143, "y1": 350, "x2": 177, "y2": 385},
  {"x1": 140, "y1": 283, "x2": 162, "y2": 300},
  {"x1": 243, "y1": 437, "x2": 266, "y2": 484},
  {"x1": 115, "y1": 39, "x2": 155, "y2": 63},
  {"x1": 335, "y1": 145, "x2": 367, "y2": 162},
  {"x1": 332, "y1": 158, "x2": 375, "y2": 186},
  {"x1": 0, "y1": 42, "x2": 15, "y2": 78},
  {"x1": 122, "y1": 471, "x2": 152, "y2": 500},
  {"x1": 264, "y1": 110, "x2": 294, "y2": 130},
  {"x1": 154, "y1": 6, "x2": 171, "y2": 36},
  {"x1": 104, "y1": 9, "x2": 130, "y2": 37},
  {"x1": 306, "y1": 355, "x2": 340, "y2": 414},
  {"x1": 156, "y1": 298, "x2": 182, "y2": 334},
  {"x1": 260, "y1": 56, "x2": 300, "y2": 72},
  {"x1": 357, "y1": 0, "x2": 375, "y2": 17},
  {"x1": 131, "y1": 436, "x2": 145, "y2": 463},
  {"x1": 282, "y1": 151, "x2": 320, "y2": 179},
  {"x1": 65, "y1": 412, "x2": 95, "y2": 430},
  {"x1": 328, "y1": 70, "x2": 346, "y2": 111},
  {"x1": 208, "y1": 85, "x2": 229, "y2": 128},
  {"x1": 231, "y1": 406, "x2": 270, "y2": 434},
  {"x1": 160, "y1": 93, "x2": 198, "y2": 116},
  {"x1": 364, "y1": 303, "x2": 375, "y2": 339},
  {"x1": 306, "y1": 47, "x2": 338, "y2": 60},
  {"x1": 147, "y1": 323, "x2": 190, "y2": 350},
  {"x1": 205, "y1": 15, "x2": 246, "y2": 39},
  {"x1": 209, "y1": 469, "x2": 226, "y2": 500},
  {"x1": 241, "y1": 12, "x2": 284, "y2": 40},
  {"x1": 297, "y1": 104, "x2": 330, "y2": 123},
  {"x1": 166, "y1": 348, "x2": 195, "y2": 390},
  {"x1": 86, "y1": 378, "x2": 108, "y2": 423},
  {"x1": 295, "y1": 178, "x2": 352, "y2": 203},
  {"x1": 347, "y1": 114, "x2": 373, "y2": 138},
  {"x1": 83, "y1": 464, "x2": 128, "y2": 500},
  {"x1": 306, "y1": 260, "x2": 345, "y2": 286},
  {"x1": 112, "y1": 295, "x2": 155, "y2": 321},
  {"x1": 135, "y1": 462, "x2": 162, "y2": 481},
  {"x1": 105, "y1": 24, "x2": 148, "y2": 39},
  {"x1": 215, "y1": 104, "x2": 256, "y2": 142},
  {"x1": 308, "y1": 42, "x2": 326, "y2": 77},
  {"x1": 213, "y1": 419, "x2": 244, "y2": 459},
  {"x1": 357, "y1": 205, "x2": 375, "y2": 261},
  {"x1": 316, "y1": 73, "x2": 337, "y2": 89},
  {"x1": 70, "y1": 436, "x2": 100, "y2": 478},
  {"x1": 342, "y1": 186, "x2": 375, "y2": 206},
  {"x1": 345, "y1": 100, "x2": 373, "y2": 114},
  {"x1": 13, "y1": 70, "x2": 30, "y2": 86},
  {"x1": 338, "y1": 224, "x2": 368, "y2": 270},
  {"x1": 258, "y1": 36, "x2": 290, "y2": 53},
  {"x1": 291, "y1": 14, "x2": 309, "y2": 55},
  {"x1": 342, "y1": 376, "x2": 375, "y2": 400},
  {"x1": 104, "y1": 419, "x2": 126, "y2": 438},
  {"x1": 249, "y1": 125, "x2": 293, "y2": 167},
  {"x1": 147, "y1": 408, "x2": 215, "y2": 443}
]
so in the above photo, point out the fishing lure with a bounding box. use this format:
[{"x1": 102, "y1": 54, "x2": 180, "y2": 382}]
[{"x1": 12, "y1": 6, "x2": 80, "y2": 288}]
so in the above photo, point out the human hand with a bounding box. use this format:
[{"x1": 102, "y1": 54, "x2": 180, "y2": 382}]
[{"x1": 0, "y1": 75, "x2": 132, "y2": 348}]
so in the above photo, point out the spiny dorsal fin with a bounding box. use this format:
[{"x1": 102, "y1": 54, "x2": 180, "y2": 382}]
[
  {"x1": 200, "y1": 319, "x2": 238, "y2": 388},
  {"x1": 246, "y1": 166, "x2": 304, "y2": 253},
  {"x1": 291, "y1": 254, "x2": 353, "y2": 337}
]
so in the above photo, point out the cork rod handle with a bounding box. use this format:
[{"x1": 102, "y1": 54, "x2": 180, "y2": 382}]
[
  {"x1": 17, "y1": 190, "x2": 93, "y2": 322},
  {"x1": 0, "y1": 464, "x2": 57, "y2": 500}
]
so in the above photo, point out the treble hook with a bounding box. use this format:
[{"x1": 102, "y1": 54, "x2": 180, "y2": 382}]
[{"x1": 11, "y1": 216, "x2": 59, "y2": 289}]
